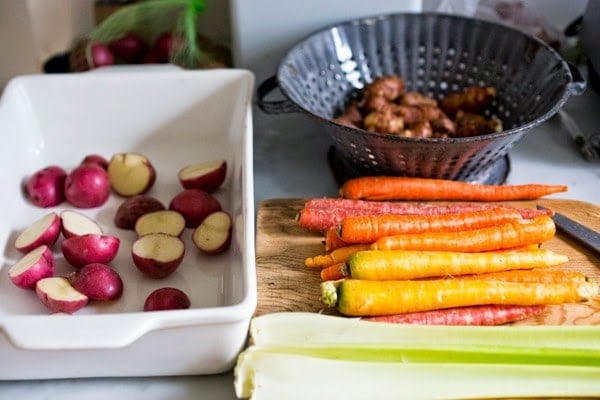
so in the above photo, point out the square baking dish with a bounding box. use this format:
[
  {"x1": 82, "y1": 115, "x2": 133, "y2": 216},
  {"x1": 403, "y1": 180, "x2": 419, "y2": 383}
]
[{"x1": 0, "y1": 67, "x2": 256, "y2": 379}]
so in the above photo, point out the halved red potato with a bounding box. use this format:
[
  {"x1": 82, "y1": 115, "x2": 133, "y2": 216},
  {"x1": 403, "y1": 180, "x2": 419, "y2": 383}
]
[
  {"x1": 36, "y1": 277, "x2": 88, "y2": 314},
  {"x1": 132, "y1": 233, "x2": 185, "y2": 279},
  {"x1": 8, "y1": 245, "x2": 55, "y2": 289},
  {"x1": 178, "y1": 159, "x2": 227, "y2": 193},
  {"x1": 14, "y1": 212, "x2": 62, "y2": 253}
]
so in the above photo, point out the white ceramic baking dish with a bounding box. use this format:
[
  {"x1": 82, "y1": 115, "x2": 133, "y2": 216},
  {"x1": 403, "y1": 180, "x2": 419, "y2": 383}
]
[{"x1": 0, "y1": 67, "x2": 256, "y2": 379}]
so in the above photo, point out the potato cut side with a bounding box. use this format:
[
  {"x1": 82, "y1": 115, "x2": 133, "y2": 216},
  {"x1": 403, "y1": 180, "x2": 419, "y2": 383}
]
[
  {"x1": 9, "y1": 245, "x2": 51, "y2": 276},
  {"x1": 14, "y1": 212, "x2": 60, "y2": 251},
  {"x1": 37, "y1": 277, "x2": 87, "y2": 301},
  {"x1": 61, "y1": 210, "x2": 103, "y2": 237},
  {"x1": 132, "y1": 233, "x2": 185, "y2": 262},
  {"x1": 108, "y1": 153, "x2": 156, "y2": 197},
  {"x1": 178, "y1": 159, "x2": 225, "y2": 180},
  {"x1": 192, "y1": 211, "x2": 232, "y2": 254},
  {"x1": 135, "y1": 210, "x2": 186, "y2": 237}
]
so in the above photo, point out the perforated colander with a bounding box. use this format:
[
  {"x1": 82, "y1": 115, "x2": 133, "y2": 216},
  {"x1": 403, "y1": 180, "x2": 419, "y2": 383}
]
[{"x1": 257, "y1": 12, "x2": 585, "y2": 184}]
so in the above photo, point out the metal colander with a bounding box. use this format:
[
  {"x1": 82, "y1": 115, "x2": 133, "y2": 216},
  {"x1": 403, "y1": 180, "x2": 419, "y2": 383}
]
[{"x1": 257, "y1": 12, "x2": 585, "y2": 184}]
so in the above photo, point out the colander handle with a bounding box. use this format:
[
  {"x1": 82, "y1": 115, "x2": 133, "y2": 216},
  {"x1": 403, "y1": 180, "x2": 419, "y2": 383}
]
[
  {"x1": 256, "y1": 75, "x2": 299, "y2": 114},
  {"x1": 567, "y1": 62, "x2": 586, "y2": 96}
]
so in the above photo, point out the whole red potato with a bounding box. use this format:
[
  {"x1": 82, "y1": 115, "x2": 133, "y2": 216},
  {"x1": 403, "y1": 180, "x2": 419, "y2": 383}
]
[
  {"x1": 26, "y1": 165, "x2": 67, "y2": 207},
  {"x1": 109, "y1": 32, "x2": 148, "y2": 64},
  {"x1": 168, "y1": 189, "x2": 222, "y2": 228},
  {"x1": 69, "y1": 39, "x2": 114, "y2": 72},
  {"x1": 80, "y1": 154, "x2": 109, "y2": 170},
  {"x1": 90, "y1": 42, "x2": 115, "y2": 68},
  {"x1": 151, "y1": 32, "x2": 183, "y2": 63},
  {"x1": 64, "y1": 164, "x2": 110, "y2": 208},
  {"x1": 69, "y1": 263, "x2": 123, "y2": 301},
  {"x1": 144, "y1": 287, "x2": 190, "y2": 311}
]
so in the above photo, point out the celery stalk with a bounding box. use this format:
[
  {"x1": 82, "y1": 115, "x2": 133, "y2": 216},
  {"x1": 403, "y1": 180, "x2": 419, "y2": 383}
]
[
  {"x1": 234, "y1": 348, "x2": 600, "y2": 400},
  {"x1": 250, "y1": 312, "x2": 600, "y2": 353}
]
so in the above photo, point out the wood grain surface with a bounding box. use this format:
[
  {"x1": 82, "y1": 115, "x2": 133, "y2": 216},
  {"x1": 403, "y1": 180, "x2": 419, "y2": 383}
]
[{"x1": 255, "y1": 198, "x2": 600, "y2": 325}]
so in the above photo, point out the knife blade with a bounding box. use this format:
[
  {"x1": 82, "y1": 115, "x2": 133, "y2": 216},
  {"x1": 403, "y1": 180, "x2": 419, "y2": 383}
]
[{"x1": 537, "y1": 205, "x2": 600, "y2": 256}]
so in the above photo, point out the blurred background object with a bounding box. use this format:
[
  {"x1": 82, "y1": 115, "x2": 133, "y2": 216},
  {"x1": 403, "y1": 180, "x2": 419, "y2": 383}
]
[
  {"x1": 581, "y1": 0, "x2": 600, "y2": 93},
  {"x1": 0, "y1": 0, "x2": 95, "y2": 88}
]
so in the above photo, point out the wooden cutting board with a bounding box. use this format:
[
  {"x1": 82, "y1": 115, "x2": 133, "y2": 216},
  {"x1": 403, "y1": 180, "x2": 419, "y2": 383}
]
[{"x1": 255, "y1": 198, "x2": 600, "y2": 324}]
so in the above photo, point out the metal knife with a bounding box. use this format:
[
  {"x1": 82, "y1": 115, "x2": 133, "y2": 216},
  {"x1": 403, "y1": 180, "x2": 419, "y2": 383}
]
[{"x1": 537, "y1": 205, "x2": 600, "y2": 256}]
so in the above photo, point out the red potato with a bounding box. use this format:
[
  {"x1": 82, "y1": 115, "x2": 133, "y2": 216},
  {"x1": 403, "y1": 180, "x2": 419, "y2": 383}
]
[
  {"x1": 169, "y1": 189, "x2": 222, "y2": 228},
  {"x1": 8, "y1": 245, "x2": 55, "y2": 289},
  {"x1": 26, "y1": 165, "x2": 67, "y2": 207},
  {"x1": 68, "y1": 263, "x2": 123, "y2": 301},
  {"x1": 134, "y1": 210, "x2": 186, "y2": 237},
  {"x1": 36, "y1": 277, "x2": 88, "y2": 314},
  {"x1": 61, "y1": 234, "x2": 120, "y2": 268},
  {"x1": 151, "y1": 32, "x2": 177, "y2": 63},
  {"x1": 107, "y1": 152, "x2": 156, "y2": 197},
  {"x1": 64, "y1": 164, "x2": 111, "y2": 208},
  {"x1": 192, "y1": 211, "x2": 232, "y2": 255},
  {"x1": 113, "y1": 195, "x2": 166, "y2": 229},
  {"x1": 60, "y1": 210, "x2": 103, "y2": 238},
  {"x1": 69, "y1": 39, "x2": 114, "y2": 72},
  {"x1": 132, "y1": 233, "x2": 185, "y2": 279},
  {"x1": 90, "y1": 42, "x2": 115, "y2": 68},
  {"x1": 80, "y1": 154, "x2": 109, "y2": 170},
  {"x1": 14, "y1": 212, "x2": 61, "y2": 253},
  {"x1": 143, "y1": 287, "x2": 190, "y2": 311},
  {"x1": 178, "y1": 159, "x2": 227, "y2": 193},
  {"x1": 108, "y1": 32, "x2": 148, "y2": 64}
]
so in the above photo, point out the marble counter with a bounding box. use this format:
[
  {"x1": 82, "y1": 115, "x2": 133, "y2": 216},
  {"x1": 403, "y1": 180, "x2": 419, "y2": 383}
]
[{"x1": 1, "y1": 80, "x2": 599, "y2": 400}]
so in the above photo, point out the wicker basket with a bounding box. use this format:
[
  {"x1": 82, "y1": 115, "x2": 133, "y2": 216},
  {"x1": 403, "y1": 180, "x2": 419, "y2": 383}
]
[{"x1": 257, "y1": 12, "x2": 585, "y2": 184}]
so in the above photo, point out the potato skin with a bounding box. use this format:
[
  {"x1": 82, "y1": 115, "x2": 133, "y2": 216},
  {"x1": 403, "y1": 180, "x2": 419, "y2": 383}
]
[
  {"x1": 114, "y1": 195, "x2": 166, "y2": 229},
  {"x1": 64, "y1": 164, "x2": 111, "y2": 208},
  {"x1": 144, "y1": 287, "x2": 190, "y2": 311},
  {"x1": 61, "y1": 234, "x2": 120, "y2": 268},
  {"x1": 26, "y1": 165, "x2": 67, "y2": 208},
  {"x1": 168, "y1": 189, "x2": 222, "y2": 228}
]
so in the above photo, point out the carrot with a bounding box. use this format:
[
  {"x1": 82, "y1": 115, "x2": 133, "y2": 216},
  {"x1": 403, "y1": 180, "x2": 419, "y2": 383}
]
[
  {"x1": 339, "y1": 176, "x2": 568, "y2": 201},
  {"x1": 304, "y1": 244, "x2": 370, "y2": 269},
  {"x1": 361, "y1": 304, "x2": 546, "y2": 325},
  {"x1": 371, "y1": 216, "x2": 556, "y2": 252},
  {"x1": 345, "y1": 249, "x2": 568, "y2": 281},
  {"x1": 298, "y1": 199, "x2": 552, "y2": 231},
  {"x1": 324, "y1": 227, "x2": 351, "y2": 252},
  {"x1": 321, "y1": 279, "x2": 598, "y2": 317},
  {"x1": 305, "y1": 198, "x2": 503, "y2": 213},
  {"x1": 339, "y1": 208, "x2": 523, "y2": 244},
  {"x1": 457, "y1": 269, "x2": 589, "y2": 284},
  {"x1": 320, "y1": 262, "x2": 347, "y2": 281}
]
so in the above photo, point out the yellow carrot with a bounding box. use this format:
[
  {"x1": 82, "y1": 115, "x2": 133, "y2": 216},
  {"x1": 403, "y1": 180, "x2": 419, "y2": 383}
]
[
  {"x1": 457, "y1": 269, "x2": 589, "y2": 284},
  {"x1": 371, "y1": 216, "x2": 556, "y2": 252},
  {"x1": 346, "y1": 249, "x2": 569, "y2": 281},
  {"x1": 321, "y1": 279, "x2": 598, "y2": 317},
  {"x1": 304, "y1": 244, "x2": 370, "y2": 268}
]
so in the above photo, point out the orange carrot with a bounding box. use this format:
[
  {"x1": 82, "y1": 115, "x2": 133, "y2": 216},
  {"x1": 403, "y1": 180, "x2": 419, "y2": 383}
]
[
  {"x1": 371, "y1": 216, "x2": 556, "y2": 252},
  {"x1": 321, "y1": 278, "x2": 598, "y2": 317},
  {"x1": 361, "y1": 304, "x2": 546, "y2": 325},
  {"x1": 320, "y1": 262, "x2": 346, "y2": 281},
  {"x1": 339, "y1": 208, "x2": 523, "y2": 244},
  {"x1": 297, "y1": 199, "x2": 552, "y2": 231},
  {"x1": 324, "y1": 227, "x2": 351, "y2": 252},
  {"x1": 345, "y1": 249, "x2": 568, "y2": 281},
  {"x1": 457, "y1": 269, "x2": 589, "y2": 284},
  {"x1": 304, "y1": 244, "x2": 370, "y2": 269},
  {"x1": 339, "y1": 176, "x2": 568, "y2": 201}
]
